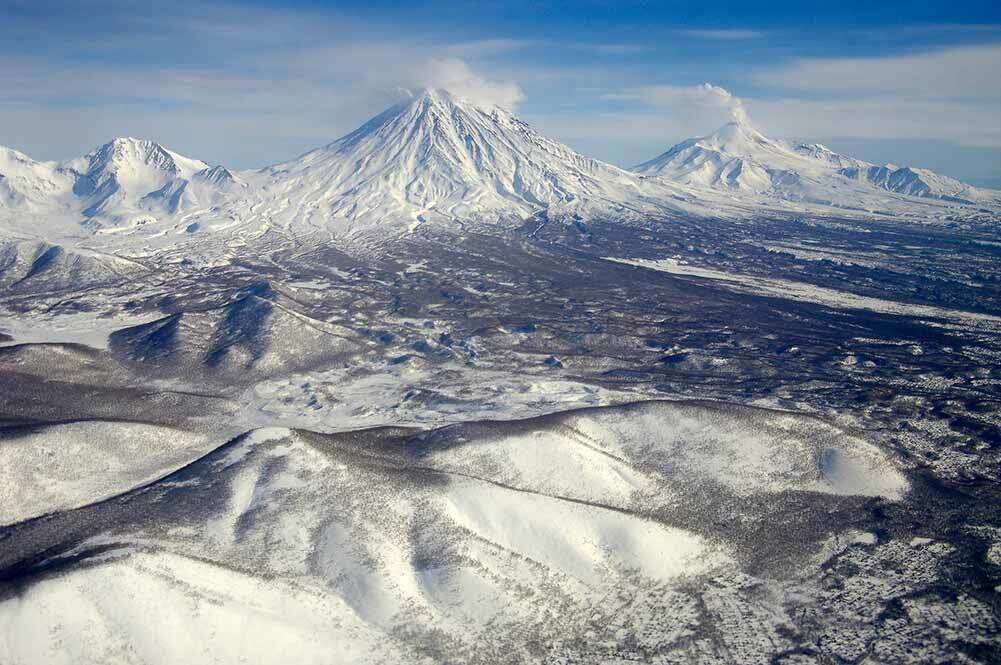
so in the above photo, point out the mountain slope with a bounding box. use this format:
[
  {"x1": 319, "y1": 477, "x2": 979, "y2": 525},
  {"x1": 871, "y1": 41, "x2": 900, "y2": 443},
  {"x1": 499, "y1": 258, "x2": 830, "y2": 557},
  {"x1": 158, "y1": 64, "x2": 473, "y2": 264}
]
[
  {"x1": 247, "y1": 88, "x2": 663, "y2": 230},
  {"x1": 0, "y1": 92, "x2": 695, "y2": 243},
  {"x1": 836, "y1": 163, "x2": 989, "y2": 203},
  {"x1": 635, "y1": 121, "x2": 861, "y2": 193},
  {"x1": 65, "y1": 138, "x2": 247, "y2": 224},
  {"x1": 635, "y1": 120, "x2": 1000, "y2": 207},
  {"x1": 109, "y1": 281, "x2": 359, "y2": 380}
]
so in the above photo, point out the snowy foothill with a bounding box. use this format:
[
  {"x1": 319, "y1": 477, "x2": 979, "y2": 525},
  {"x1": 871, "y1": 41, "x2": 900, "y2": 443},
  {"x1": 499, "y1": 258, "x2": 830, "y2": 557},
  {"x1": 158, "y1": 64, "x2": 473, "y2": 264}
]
[{"x1": 0, "y1": 401, "x2": 913, "y2": 664}]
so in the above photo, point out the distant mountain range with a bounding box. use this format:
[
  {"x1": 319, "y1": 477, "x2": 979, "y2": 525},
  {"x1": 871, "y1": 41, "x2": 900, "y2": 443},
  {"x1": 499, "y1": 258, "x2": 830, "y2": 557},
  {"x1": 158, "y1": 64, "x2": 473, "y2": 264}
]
[{"x1": 1, "y1": 88, "x2": 997, "y2": 248}]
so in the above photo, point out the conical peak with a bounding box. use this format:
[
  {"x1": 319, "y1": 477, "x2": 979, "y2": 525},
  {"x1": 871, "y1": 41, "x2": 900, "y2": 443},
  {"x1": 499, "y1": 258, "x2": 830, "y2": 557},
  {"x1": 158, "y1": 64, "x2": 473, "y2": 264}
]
[
  {"x1": 414, "y1": 87, "x2": 455, "y2": 103},
  {"x1": 109, "y1": 136, "x2": 155, "y2": 147},
  {"x1": 405, "y1": 87, "x2": 512, "y2": 117},
  {"x1": 93, "y1": 137, "x2": 181, "y2": 161},
  {"x1": 398, "y1": 88, "x2": 465, "y2": 112},
  {"x1": 406, "y1": 88, "x2": 462, "y2": 119},
  {"x1": 693, "y1": 119, "x2": 777, "y2": 156},
  {"x1": 343, "y1": 87, "x2": 520, "y2": 149}
]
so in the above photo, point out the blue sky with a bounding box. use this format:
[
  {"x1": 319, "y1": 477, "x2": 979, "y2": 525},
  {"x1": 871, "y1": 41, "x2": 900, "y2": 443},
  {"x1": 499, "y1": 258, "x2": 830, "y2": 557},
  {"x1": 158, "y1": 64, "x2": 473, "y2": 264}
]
[{"x1": 2, "y1": 0, "x2": 1000, "y2": 186}]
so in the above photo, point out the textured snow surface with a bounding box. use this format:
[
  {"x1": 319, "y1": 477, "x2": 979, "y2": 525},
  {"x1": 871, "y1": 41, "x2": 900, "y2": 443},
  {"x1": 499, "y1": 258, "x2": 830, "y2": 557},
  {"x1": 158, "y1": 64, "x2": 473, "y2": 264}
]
[
  {"x1": 0, "y1": 420, "x2": 238, "y2": 525},
  {"x1": 0, "y1": 551, "x2": 412, "y2": 665}
]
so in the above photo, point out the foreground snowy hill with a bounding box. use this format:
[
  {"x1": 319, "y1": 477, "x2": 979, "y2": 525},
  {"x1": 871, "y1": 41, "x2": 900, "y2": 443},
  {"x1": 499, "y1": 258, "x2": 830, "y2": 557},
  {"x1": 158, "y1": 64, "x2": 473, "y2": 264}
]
[
  {"x1": 635, "y1": 118, "x2": 1001, "y2": 209},
  {"x1": 1, "y1": 401, "x2": 920, "y2": 663}
]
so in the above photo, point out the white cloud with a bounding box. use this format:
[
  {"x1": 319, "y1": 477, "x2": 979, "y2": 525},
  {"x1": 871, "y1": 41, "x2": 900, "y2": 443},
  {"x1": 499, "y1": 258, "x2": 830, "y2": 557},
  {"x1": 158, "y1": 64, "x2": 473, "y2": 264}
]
[
  {"x1": 442, "y1": 39, "x2": 532, "y2": 57},
  {"x1": 571, "y1": 43, "x2": 654, "y2": 55},
  {"x1": 595, "y1": 46, "x2": 1001, "y2": 151},
  {"x1": 754, "y1": 44, "x2": 1001, "y2": 98},
  {"x1": 413, "y1": 58, "x2": 525, "y2": 110}
]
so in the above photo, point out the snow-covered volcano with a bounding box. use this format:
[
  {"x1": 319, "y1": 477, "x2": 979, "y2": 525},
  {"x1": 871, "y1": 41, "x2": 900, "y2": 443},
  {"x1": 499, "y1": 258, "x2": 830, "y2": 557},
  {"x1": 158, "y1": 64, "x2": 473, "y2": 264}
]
[
  {"x1": 251, "y1": 88, "x2": 656, "y2": 229},
  {"x1": 635, "y1": 119, "x2": 999, "y2": 207}
]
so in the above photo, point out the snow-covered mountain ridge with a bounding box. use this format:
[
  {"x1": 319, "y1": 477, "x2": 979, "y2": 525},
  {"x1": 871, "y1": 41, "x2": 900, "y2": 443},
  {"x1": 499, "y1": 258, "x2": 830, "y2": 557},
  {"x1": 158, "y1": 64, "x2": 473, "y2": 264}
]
[
  {"x1": 0, "y1": 89, "x2": 997, "y2": 250},
  {"x1": 635, "y1": 119, "x2": 999, "y2": 207}
]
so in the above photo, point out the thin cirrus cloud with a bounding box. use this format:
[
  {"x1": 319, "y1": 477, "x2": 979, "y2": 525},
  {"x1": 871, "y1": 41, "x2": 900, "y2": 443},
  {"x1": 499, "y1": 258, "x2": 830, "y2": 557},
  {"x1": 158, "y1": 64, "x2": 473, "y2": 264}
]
[
  {"x1": 677, "y1": 29, "x2": 767, "y2": 40},
  {"x1": 753, "y1": 44, "x2": 1001, "y2": 97},
  {"x1": 745, "y1": 97, "x2": 1001, "y2": 148},
  {"x1": 1, "y1": 0, "x2": 998, "y2": 181},
  {"x1": 594, "y1": 45, "x2": 1001, "y2": 152},
  {"x1": 745, "y1": 43, "x2": 1001, "y2": 148}
]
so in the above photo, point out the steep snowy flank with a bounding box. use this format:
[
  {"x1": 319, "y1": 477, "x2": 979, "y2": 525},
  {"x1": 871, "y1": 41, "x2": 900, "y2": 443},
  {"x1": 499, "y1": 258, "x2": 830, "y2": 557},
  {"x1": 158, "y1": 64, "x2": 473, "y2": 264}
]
[
  {"x1": 635, "y1": 121, "x2": 814, "y2": 193},
  {"x1": 636, "y1": 119, "x2": 1000, "y2": 207},
  {"x1": 252, "y1": 88, "x2": 656, "y2": 229},
  {"x1": 68, "y1": 138, "x2": 208, "y2": 210}
]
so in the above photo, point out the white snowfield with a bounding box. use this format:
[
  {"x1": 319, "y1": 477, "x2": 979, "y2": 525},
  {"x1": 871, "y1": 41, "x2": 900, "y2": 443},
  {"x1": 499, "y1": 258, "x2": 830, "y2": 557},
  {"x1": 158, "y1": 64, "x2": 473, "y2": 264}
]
[{"x1": 0, "y1": 88, "x2": 997, "y2": 255}]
